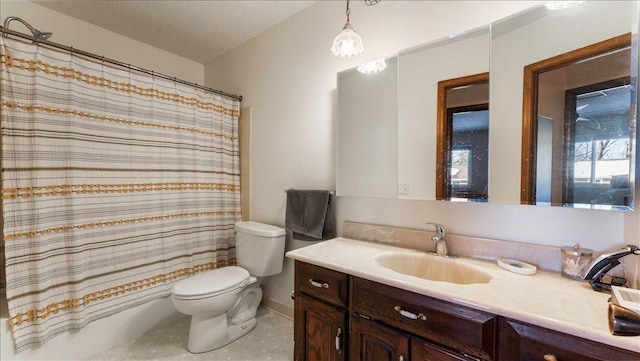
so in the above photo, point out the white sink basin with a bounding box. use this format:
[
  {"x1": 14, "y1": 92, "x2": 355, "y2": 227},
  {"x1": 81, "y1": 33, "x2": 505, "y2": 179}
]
[{"x1": 376, "y1": 252, "x2": 493, "y2": 284}]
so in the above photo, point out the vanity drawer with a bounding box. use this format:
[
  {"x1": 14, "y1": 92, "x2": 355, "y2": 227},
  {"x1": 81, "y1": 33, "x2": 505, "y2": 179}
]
[
  {"x1": 351, "y1": 277, "x2": 497, "y2": 361},
  {"x1": 295, "y1": 261, "x2": 348, "y2": 308},
  {"x1": 498, "y1": 318, "x2": 640, "y2": 361}
]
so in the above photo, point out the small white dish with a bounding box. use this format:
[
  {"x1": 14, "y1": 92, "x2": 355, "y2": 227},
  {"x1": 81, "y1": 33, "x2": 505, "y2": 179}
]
[{"x1": 497, "y1": 258, "x2": 537, "y2": 275}]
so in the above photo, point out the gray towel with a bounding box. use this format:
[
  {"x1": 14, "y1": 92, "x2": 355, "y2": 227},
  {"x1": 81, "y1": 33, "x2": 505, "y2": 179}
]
[{"x1": 285, "y1": 190, "x2": 336, "y2": 241}]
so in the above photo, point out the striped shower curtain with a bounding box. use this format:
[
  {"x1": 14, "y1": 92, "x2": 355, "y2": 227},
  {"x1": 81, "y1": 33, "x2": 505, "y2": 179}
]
[{"x1": 1, "y1": 37, "x2": 240, "y2": 352}]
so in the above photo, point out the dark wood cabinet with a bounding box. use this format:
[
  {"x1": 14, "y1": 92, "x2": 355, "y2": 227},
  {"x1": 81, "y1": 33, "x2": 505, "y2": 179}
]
[
  {"x1": 351, "y1": 315, "x2": 477, "y2": 361},
  {"x1": 296, "y1": 261, "x2": 348, "y2": 308},
  {"x1": 294, "y1": 293, "x2": 347, "y2": 361},
  {"x1": 498, "y1": 318, "x2": 640, "y2": 361},
  {"x1": 350, "y1": 316, "x2": 410, "y2": 361},
  {"x1": 294, "y1": 261, "x2": 490, "y2": 360},
  {"x1": 293, "y1": 260, "x2": 639, "y2": 361},
  {"x1": 412, "y1": 338, "x2": 475, "y2": 361},
  {"x1": 351, "y1": 276, "x2": 496, "y2": 360},
  {"x1": 294, "y1": 261, "x2": 349, "y2": 361}
]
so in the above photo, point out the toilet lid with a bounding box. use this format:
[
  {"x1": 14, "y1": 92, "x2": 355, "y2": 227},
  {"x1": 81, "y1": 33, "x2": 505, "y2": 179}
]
[{"x1": 172, "y1": 266, "x2": 250, "y2": 298}]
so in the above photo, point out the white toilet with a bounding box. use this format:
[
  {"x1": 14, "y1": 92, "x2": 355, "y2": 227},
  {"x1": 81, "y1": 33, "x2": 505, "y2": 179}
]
[{"x1": 171, "y1": 221, "x2": 286, "y2": 353}]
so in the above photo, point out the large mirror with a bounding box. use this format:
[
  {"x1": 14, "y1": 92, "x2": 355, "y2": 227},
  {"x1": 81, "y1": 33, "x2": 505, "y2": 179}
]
[
  {"x1": 490, "y1": 1, "x2": 637, "y2": 209},
  {"x1": 336, "y1": 56, "x2": 398, "y2": 198},
  {"x1": 522, "y1": 34, "x2": 632, "y2": 209},
  {"x1": 336, "y1": 1, "x2": 637, "y2": 210},
  {"x1": 398, "y1": 26, "x2": 490, "y2": 200}
]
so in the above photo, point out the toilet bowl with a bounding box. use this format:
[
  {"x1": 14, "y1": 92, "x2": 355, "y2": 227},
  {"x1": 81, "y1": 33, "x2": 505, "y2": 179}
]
[{"x1": 170, "y1": 221, "x2": 286, "y2": 353}]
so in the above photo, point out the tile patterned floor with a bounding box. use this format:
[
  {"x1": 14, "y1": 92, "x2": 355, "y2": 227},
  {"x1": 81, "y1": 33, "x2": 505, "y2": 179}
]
[{"x1": 87, "y1": 307, "x2": 293, "y2": 361}]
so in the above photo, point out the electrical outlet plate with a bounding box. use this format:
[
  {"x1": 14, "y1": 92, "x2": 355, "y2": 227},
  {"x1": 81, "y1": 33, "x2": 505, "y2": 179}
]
[{"x1": 398, "y1": 184, "x2": 409, "y2": 195}]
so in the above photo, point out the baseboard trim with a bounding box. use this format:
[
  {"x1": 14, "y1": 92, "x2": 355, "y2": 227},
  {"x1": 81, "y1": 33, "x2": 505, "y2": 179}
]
[{"x1": 261, "y1": 297, "x2": 294, "y2": 320}]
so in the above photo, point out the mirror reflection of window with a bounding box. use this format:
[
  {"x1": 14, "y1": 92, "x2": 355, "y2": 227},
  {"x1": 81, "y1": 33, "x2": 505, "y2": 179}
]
[
  {"x1": 522, "y1": 34, "x2": 633, "y2": 210},
  {"x1": 451, "y1": 147, "x2": 470, "y2": 186},
  {"x1": 449, "y1": 108, "x2": 489, "y2": 201},
  {"x1": 565, "y1": 79, "x2": 631, "y2": 207},
  {"x1": 436, "y1": 73, "x2": 489, "y2": 202}
]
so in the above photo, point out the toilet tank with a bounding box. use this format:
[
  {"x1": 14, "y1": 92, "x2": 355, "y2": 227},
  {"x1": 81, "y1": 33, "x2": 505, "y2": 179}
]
[{"x1": 235, "y1": 221, "x2": 286, "y2": 277}]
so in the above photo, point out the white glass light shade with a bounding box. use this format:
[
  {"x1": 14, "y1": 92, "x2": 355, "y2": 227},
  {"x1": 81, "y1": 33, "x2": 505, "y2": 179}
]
[
  {"x1": 331, "y1": 23, "x2": 364, "y2": 58},
  {"x1": 357, "y1": 59, "x2": 387, "y2": 74}
]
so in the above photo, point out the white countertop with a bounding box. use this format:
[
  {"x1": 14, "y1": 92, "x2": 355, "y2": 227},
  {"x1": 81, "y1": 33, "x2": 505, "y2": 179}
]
[{"x1": 286, "y1": 237, "x2": 640, "y2": 353}]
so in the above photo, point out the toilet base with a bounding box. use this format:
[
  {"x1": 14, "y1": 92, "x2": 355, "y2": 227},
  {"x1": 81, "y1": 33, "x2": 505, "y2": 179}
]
[
  {"x1": 185, "y1": 283, "x2": 263, "y2": 354},
  {"x1": 187, "y1": 315, "x2": 257, "y2": 353}
]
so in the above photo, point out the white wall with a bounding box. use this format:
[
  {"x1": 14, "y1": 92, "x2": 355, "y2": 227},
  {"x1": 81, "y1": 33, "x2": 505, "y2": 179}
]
[
  {"x1": 1, "y1": 1, "x2": 204, "y2": 84},
  {"x1": 0, "y1": 2, "x2": 200, "y2": 359},
  {"x1": 205, "y1": 0, "x2": 640, "y2": 310}
]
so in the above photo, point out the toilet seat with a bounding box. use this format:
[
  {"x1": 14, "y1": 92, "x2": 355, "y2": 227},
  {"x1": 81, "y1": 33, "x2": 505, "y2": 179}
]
[{"x1": 172, "y1": 266, "x2": 251, "y2": 300}]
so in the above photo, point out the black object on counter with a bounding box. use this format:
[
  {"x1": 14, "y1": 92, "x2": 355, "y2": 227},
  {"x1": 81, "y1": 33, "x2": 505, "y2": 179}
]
[{"x1": 609, "y1": 303, "x2": 640, "y2": 336}]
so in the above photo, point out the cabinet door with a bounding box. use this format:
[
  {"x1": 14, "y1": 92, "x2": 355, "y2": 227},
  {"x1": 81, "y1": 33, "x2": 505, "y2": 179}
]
[
  {"x1": 498, "y1": 318, "x2": 640, "y2": 361},
  {"x1": 350, "y1": 316, "x2": 410, "y2": 361},
  {"x1": 295, "y1": 293, "x2": 347, "y2": 361},
  {"x1": 412, "y1": 338, "x2": 474, "y2": 361}
]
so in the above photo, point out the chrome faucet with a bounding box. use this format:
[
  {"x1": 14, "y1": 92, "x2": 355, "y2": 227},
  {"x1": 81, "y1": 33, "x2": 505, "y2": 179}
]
[
  {"x1": 426, "y1": 223, "x2": 455, "y2": 258},
  {"x1": 583, "y1": 244, "x2": 640, "y2": 293}
]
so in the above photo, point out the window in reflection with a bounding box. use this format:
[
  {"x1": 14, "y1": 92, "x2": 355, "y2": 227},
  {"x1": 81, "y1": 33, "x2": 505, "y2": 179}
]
[
  {"x1": 448, "y1": 108, "x2": 489, "y2": 201},
  {"x1": 451, "y1": 147, "x2": 470, "y2": 186},
  {"x1": 565, "y1": 79, "x2": 631, "y2": 206}
]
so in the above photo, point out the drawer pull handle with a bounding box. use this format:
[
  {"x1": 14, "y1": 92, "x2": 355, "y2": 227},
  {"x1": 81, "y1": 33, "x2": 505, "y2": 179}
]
[
  {"x1": 543, "y1": 355, "x2": 558, "y2": 361},
  {"x1": 309, "y1": 279, "x2": 329, "y2": 289},
  {"x1": 462, "y1": 353, "x2": 482, "y2": 361},
  {"x1": 399, "y1": 356, "x2": 404, "y2": 361},
  {"x1": 335, "y1": 327, "x2": 342, "y2": 351},
  {"x1": 394, "y1": 306, "x2": 427, "y2": 321}
]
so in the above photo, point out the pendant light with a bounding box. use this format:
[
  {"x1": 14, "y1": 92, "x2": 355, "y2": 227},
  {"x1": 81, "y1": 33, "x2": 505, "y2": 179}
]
[
  {"x1": 330, "y1": 0, "x2": 381, "y2": 58},
  {"x1": 331, "y1": 0, "x2": 364, "y2": 58}
]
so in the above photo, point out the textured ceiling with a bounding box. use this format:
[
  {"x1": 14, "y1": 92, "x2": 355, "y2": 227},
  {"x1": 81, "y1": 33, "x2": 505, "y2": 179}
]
[{"x1": 34, "y1": 1, "x2": 317, "y2": 64}]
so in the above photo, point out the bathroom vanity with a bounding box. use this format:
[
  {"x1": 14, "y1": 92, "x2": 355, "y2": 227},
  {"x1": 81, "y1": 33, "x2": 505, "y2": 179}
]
[{"x1": 287, "y1": 238, "x2": 640, "y2": 361}]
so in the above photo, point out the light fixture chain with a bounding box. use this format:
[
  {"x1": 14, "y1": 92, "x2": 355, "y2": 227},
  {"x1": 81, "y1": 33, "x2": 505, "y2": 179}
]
[{"x1": 346, "y1": 0, "x2": 351, "y2": 23}]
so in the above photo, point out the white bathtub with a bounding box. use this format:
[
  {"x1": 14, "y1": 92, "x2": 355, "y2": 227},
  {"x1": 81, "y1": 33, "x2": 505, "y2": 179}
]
[{"x1": 1, "y1": 289, "x2": 186, "y2": 360}]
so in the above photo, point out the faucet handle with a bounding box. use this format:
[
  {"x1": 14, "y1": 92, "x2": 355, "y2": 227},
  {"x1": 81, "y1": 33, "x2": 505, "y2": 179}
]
[{"x1": 426, "y1": 223, "x2": 446, "y2": 237}]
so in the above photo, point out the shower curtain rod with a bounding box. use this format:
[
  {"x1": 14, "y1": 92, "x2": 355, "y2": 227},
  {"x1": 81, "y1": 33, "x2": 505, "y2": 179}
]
[{"x1": 0, "y1": 26, "x2": 243, "y2": 102}]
